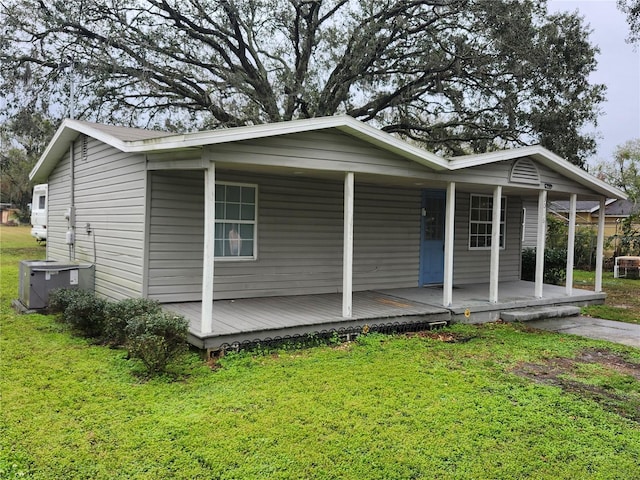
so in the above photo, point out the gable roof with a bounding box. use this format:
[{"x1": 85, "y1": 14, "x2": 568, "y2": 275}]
[
  {"x1": 549, "y1": 199, "x2": 616, "y2": 213},
  {"x1": 30, "y1": 116, "x2": 627, "y2": 200},
  {"x1": 549, "y1": 198, "x2": 640, "y2": 218},
  {"x1": 30, "y1": 116, "x2": 449, "y2": 182},
  {"x1": 592, "y1": 199, "x2": 639, "y2": 217},
  {"x1": 447, "y1": 145, "x2": 627, "y2": 200}
]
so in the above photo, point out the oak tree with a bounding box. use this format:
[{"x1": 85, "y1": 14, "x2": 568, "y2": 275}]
[
  {"x1": 1, "y1": 0, "x2": 605, "y2": 165},
  {"x1": 619, "y1": 0, "x2": 640, "y2": 45}
]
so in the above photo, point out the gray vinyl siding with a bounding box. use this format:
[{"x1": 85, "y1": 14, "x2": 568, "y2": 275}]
[
  {"x1": 454, "y1": 158, "x2": 599, "y2": 195},
  {"x1": 207, "y1": 130, "x2": 438, "y2": 176},
  {"x1": 46, "y1": 151, "x2": 72, "y2": 262},
  {"x1": 452, "y1": 192, "x2": 523, "y2": 285},
  {"x1": 353, "y1": 186, "x2": 420, "y2": 289},
  {"x1": 46, "y1": 136, "x2": 147, "y2": 300},
  {"x1": 147, "y1": 171, "x2": 421, "y2": 302},
  {"x1": 147, "y1": 171, "x2": 205, "y2": 302},
  {"x1": 522, "y1": 198, "x2": 540, "y2": 248}
]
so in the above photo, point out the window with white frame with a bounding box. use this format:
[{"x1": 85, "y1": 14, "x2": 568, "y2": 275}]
[
  {"x1": 214, "y1": 182, "x2": 257, "y2": 259},
  {"x1": 469, "y1": 194, "x2": 506, "y2": 249}
]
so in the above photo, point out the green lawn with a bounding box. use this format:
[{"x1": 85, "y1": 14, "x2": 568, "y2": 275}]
[
  {"x1": 2, "y1": 226, "x2": 640, "y2": 479},
  {"x1": 573, "y1": 269, "x2": 640, "y2": 325}
]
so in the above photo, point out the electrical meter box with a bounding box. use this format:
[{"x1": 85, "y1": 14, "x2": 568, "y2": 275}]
[{"x1": 19, "y1": 260, "x2": 95, "y2": 310}]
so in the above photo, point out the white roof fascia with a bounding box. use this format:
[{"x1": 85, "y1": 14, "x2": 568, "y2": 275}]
[
  {"x1": 30, "y1": 119, "x2": 133, "y2": 181},
  {"x1": 31, "y1": 116, "x2": 449, "y2": 182},
  {"x1": 446, "y1": 146, "x2": 545, "y2": 169},
  {"x1": 447, "y1": 145, "x2": 627, "y2": 200},
  {"x1": 31, "y1": 118, "x2": 626, "y2": 200}
]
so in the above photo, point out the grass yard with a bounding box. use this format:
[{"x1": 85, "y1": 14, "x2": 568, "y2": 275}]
[
  {"x1": 2, "y1": 225, "x2": 640, "y2": 479},
  {"x1": 573, "y1": 270, "x2": 640, "y2": 325}
]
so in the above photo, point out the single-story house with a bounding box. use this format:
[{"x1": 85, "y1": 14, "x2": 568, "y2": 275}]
[{"x1": 29, "y1": 116, "x2": 627, "y2": 349}]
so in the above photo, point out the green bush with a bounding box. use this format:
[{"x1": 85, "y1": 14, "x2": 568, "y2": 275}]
[
  {"x1": 103, "y1": 298, "x2": 162, "y2": 346},
  {"x1": 521, "y1": 248, "x2": 536, "y2": 281},
  {"x1": 62, "y1": 290, "x2": 108, "y2": 338},
  {"x1": 575, "y1": 226, "x2": 596, "y2": 269},
  {"x1": 48, "y1": 288, "x2": 85, "y2": 314},
  {"x1": 544, "y1": 247, "x2": 567, "y2": 285},
  {"x1": 48, "y1": 289, "x2": 107, "y2": 337},
  {"x1": 125, "y1": 311, "x2": 189, "y2": 374},
  {"x1": 521, "y1": 247, "x2": 566, "y2": 285}
]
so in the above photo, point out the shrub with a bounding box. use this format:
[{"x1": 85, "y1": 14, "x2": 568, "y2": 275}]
[
  {"x1": 103, "y1": 298, "x2": 162, "y2": 346},
  {"x1": 62, "y1": 290, "x2": 108, "y2": 338},
  {"x1": 48, "y1": 289, "x2": 107, "y2": 337},
  {"x1": 521, "y1": 248, "x2": 536, "y2": 281},
  {"x1": 521, "y1": 247, "x2": 567, "y2": 285},
  {"x1": 544, "y1": 247, "x2": 567, "y2": 285},
  {"x1": 125, "y1": 312, "x2": 189, "y2": 374},
  {"x1": 48, "y1": 288, "x2": 85, "y2": 315},
  {"x1": 575, "y1": 226, "x2": 596, "y2": 270}
]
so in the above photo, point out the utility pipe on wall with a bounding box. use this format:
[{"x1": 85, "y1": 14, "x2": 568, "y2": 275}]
[{"x1": 67, "y1": 141, "x2": 76, "y2": 260}]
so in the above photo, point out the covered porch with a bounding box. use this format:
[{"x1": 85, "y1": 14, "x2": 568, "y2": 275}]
[{"x1": 165, "y1": 281, "x2": 605, "y2": 351}]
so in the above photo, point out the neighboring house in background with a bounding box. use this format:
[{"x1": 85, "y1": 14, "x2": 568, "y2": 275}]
[
  {"x1": 523, "y1": 198, "x2": 639, "y2": 255},
  {"x1": 29, "y1": 116, "x2": 626, "y2": 349},
  {"x1": 521, "y1": 199, "x2": 610, "y2": 248},
  {"x1": 1, "y1": 204, "x2": 20, "y2": 225},
  {"x1": 549, "y1": 199, "x2": 613, "y2": 225}
]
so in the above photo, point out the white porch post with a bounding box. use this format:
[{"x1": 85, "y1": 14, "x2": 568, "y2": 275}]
[
  {"x1": 595, "y1": 196, "x2": 606, "y2": 293},
  {"x1": 489, "y1": 185, "x2": 502, "y2": 303},
  {"x1": 443, "y1": 182, "x2": 456, "y2": 307},
  {"x1": 201, "y1": 164, "x2": 215, "y2": 334},
  {"x1": 566, "y1": 193, "x2": 577, "y2": 296},
  {"x1": 535, "y1": 189, "x2": 548, "y2": 298},
  {"x1": 342, "y1": 172, "x2": 354, "y2": 318}
]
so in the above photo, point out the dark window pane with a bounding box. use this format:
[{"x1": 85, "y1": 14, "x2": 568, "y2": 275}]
[
  {"x1": 239, "y1": 224, "x2": 253, "y2": 239},
  {"x1": 241, "y1": 204, "x2": 255, "y2": 221},
  {"x1": 226, "y1": 203, "x2": 240, "y2": 220},
  {"x1": 240, "y1": 239, "x2": 253, "y2": 256},
  {"x1": 226, "y1": 185, "x2": 241, "y2": 202},
  {"x1": 241, "y1": 187, "x2": 255, "y2": 203},
  {"x1": 215, "y1": 202, "x2": 224, "y2": 219}
]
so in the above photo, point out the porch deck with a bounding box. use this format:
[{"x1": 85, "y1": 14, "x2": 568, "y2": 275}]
[{"x1": 164, "y1": 281, "x2": 605, "y2": 350}]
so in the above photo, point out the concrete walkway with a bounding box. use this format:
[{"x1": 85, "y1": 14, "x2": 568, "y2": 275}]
[{"x1": 527, "y1": 316, "x2": 640, "y2": 348}]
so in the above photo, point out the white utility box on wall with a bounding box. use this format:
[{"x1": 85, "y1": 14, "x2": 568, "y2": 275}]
[{"x1": 19, "y1": 260, "x2": 95, "y2": 310}]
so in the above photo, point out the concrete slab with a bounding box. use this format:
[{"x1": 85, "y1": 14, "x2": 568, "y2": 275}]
[
  {"x1": 501, "y1": 305, "x2": 580, "y2": 322},
  {"x1": 527, "y1": 317, "x2": 640, "y2": 348}
]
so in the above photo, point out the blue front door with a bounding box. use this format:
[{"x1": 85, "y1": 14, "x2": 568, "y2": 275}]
[{"x1": 419, "y1": 190, "x2": 446, "y2": 285}]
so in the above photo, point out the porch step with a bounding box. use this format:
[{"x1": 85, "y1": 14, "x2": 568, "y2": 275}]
[{"x1": 500, "y1": 305, "x2": 581, "y2": 322}]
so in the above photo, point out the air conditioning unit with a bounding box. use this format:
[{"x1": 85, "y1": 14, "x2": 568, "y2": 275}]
[{"x1": 19, "y1": 260, "x2": 95, "y2": 310}]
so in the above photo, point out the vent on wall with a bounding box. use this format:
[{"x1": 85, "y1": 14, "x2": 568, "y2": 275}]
[
  {"x1": 509, "y1": 158, "x2": 540, "y2": 185},
  {"x1": 82, "y1": 135, "x2": 88, "y2": 162}
]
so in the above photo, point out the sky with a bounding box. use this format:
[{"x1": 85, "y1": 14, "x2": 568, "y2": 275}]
[{"x1": 547, "y1": 0, "x2": 640, "y2": 167}]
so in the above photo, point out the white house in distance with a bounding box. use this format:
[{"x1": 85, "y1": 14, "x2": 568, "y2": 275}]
[{"x1": 29, "y1": 116, "x2": 626, "y2": 350}]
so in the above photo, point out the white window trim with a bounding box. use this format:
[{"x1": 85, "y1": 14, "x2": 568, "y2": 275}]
[
  {"x1": 214, "y1": 181, "x2": 258, "y2": 261},
  {"x1": 468, "y1": 194, "x2": 506, "y2": 250}
]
